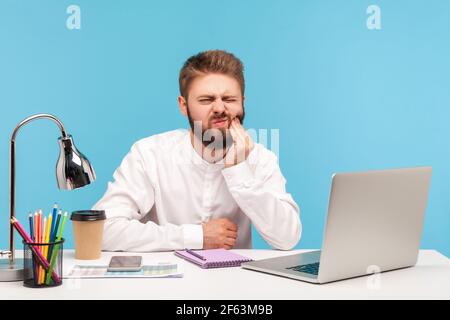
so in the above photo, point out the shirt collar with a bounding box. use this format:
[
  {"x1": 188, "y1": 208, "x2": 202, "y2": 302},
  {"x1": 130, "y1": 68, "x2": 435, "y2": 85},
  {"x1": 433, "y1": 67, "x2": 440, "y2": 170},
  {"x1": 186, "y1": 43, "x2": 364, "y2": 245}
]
[{"x1": 183, "y1": 130, "x2": 226, "y2": 172}]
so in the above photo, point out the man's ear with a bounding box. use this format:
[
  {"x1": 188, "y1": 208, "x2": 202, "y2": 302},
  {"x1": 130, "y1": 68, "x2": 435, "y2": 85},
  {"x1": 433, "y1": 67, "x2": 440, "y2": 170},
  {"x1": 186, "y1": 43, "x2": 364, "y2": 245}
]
[{"x1": 178, "y1": 95, "x2": 188, "y2": 117}]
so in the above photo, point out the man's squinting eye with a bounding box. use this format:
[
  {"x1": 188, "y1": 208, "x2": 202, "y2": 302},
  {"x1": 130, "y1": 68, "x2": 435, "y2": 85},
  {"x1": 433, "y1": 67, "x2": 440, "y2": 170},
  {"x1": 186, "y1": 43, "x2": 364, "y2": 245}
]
[
  {"x1": 197, "y1": 96, "x2": 238, "y2": 104},
  {"x1": 198, "y1": 97, "x2": 214, "y2": 104}
]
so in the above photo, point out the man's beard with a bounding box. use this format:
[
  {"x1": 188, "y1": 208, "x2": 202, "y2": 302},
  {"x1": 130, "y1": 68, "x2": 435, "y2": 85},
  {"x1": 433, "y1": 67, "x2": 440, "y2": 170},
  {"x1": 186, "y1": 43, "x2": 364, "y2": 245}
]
[{"x1": 186, "y1": 104, "x2": 245, "y2": 150}]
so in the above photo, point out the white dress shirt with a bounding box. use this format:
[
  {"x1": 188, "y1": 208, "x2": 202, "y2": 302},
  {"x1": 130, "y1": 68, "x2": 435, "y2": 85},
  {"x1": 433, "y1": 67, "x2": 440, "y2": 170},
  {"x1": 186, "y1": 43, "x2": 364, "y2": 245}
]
[{"x1": 93, "y1": 129, "x2": 301, "y2": 251}]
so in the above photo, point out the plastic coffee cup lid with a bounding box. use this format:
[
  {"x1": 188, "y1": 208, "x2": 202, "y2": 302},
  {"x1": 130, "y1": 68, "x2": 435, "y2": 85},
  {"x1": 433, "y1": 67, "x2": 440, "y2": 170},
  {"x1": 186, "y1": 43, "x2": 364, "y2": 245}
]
[{"x1": 70, "y1": 210, "x2": 106, "y2": 222}]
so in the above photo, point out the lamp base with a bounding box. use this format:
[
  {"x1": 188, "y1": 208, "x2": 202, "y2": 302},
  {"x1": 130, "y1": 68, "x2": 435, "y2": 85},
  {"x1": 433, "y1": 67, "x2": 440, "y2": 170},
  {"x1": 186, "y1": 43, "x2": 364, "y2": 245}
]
[{"x1": 0, "y1": 258, "x2": 24, "y2": 282}]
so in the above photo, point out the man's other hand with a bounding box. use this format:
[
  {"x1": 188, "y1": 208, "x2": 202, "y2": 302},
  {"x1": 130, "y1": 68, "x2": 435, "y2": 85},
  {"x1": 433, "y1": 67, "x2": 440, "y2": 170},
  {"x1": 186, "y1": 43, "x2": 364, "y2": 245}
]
[{"x1": 202, "y1": 218, "x2": 238, "y2": 250}]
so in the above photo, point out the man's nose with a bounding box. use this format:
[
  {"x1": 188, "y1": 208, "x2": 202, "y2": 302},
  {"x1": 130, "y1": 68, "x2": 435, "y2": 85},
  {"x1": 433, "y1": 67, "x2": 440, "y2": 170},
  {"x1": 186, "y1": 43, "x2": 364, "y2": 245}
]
[{"x1": 212, "y1": 99, "x2": 226, "y2": 113}]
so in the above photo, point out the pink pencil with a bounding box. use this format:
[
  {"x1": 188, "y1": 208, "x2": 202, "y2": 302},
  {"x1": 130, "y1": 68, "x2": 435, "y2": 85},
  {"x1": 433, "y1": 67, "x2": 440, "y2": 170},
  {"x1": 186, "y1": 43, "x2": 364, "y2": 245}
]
[
  {"x1": 33, "y1": 212, "x2": 38, "y2": 281},
  {"x1": 36, "y1": 210, "x2": 42, "y2": 284}
]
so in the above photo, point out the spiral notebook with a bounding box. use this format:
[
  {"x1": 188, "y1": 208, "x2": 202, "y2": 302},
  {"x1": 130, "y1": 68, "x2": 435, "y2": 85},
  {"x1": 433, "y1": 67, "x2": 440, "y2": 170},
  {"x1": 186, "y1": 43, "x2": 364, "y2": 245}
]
[{"x1": 174, "y1": 249, "x2": 252, "y2": 268}]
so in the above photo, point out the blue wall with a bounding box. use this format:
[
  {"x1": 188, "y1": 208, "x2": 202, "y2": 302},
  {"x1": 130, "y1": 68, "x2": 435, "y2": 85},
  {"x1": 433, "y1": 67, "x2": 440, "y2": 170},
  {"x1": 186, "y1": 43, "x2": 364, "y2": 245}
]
[{"x1": 1, "y1": 0, "x2": 449, "y2": 256}]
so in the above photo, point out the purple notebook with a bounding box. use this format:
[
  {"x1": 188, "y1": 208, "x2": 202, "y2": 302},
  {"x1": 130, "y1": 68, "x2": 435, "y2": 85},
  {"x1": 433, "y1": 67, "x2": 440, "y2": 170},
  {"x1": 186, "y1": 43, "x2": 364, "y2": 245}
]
[{"x1": 174, "y1": 249, "x2": 252, "y2": 268}]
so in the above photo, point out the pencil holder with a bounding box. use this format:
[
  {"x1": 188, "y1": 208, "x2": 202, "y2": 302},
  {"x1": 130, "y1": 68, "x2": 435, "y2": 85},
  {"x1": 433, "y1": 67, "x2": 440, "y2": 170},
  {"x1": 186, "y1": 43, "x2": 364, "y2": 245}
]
[{"x1": 22, "y1": 238, "x2": 64, "y2": 288}]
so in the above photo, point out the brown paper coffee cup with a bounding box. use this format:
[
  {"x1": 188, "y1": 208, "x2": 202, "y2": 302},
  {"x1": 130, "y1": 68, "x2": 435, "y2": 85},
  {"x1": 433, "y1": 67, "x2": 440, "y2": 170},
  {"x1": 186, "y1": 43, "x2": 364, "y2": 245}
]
[{"x1": 70, "y1": 210, "x2": 106, "y2": 260}]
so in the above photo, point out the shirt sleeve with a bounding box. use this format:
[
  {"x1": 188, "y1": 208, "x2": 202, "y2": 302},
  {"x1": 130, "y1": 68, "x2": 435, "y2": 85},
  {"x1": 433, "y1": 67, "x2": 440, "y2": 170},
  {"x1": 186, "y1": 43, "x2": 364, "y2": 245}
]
[
  {"x1": 92, "y1": 143, "x2": 203, "y2": 252},
  {"x1": 221, "y1": 148, "x2": 301, "y2": 250}
]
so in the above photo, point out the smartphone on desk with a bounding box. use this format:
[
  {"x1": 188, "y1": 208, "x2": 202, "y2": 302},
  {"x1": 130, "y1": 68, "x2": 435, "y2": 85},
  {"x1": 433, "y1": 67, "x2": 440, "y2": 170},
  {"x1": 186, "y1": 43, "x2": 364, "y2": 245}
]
[{"x1": 107, "y1": 256, "x2": 143, "y2": 272}]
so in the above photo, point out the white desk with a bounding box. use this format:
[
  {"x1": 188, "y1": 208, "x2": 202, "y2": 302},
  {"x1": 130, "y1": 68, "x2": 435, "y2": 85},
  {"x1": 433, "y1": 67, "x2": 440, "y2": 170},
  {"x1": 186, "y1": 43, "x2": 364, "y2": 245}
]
[{"x1": 0, "y1": 250, "x2": 449, "y2": 299}]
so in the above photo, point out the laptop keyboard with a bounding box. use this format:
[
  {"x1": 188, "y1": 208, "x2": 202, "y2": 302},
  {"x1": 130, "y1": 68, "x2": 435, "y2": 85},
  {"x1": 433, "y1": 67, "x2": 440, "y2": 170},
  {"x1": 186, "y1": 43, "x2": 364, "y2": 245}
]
[{"x1": 286, "y1": 262, "x2": 320, "y2": 275}]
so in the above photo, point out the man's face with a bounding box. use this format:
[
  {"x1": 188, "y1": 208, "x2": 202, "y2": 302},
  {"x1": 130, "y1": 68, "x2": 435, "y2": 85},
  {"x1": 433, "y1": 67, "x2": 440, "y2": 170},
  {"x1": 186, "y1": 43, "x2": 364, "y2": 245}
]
[{"x1": 179, "y1": 73, "x2": 245, "y2": 147}]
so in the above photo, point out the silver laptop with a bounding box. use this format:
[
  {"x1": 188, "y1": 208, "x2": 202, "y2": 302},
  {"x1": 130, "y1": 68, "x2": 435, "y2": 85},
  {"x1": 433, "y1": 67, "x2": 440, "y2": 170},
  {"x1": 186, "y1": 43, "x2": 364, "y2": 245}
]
[{"x1": 242, "y1": 167, "x2": 432, "y2": 284}]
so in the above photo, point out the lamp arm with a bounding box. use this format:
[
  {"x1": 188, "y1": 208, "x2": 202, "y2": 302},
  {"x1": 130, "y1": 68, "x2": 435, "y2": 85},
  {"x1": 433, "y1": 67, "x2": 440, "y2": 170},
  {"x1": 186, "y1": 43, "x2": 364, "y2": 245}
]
[
  {"x1": 11, "y1": 114, "x2": 67, "y2": 142},
  {"x1": 9, "y1": 114, "x2": 68, "y2": 262}
]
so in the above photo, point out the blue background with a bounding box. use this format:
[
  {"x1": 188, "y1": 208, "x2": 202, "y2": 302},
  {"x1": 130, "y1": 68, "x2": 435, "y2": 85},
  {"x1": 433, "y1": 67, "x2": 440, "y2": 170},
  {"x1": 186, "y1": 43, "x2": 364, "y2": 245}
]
[{"x1": 1, "y1": 0, "x2": 449, "y2": 256}]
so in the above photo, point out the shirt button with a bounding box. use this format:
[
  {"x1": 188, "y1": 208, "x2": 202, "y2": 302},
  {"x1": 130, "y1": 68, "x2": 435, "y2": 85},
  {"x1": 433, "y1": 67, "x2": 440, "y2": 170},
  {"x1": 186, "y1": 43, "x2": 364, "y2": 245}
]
[{"x1": 244, "y1": 180, "x2": 253, "y2": 188}]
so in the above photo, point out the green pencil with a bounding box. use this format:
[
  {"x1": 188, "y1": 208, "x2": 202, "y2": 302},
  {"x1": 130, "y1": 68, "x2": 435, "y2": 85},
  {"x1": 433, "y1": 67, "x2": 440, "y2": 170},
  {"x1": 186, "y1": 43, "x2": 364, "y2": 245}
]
[{"x1": 45, "y1": 211, "x2": 68, "y2": 285}]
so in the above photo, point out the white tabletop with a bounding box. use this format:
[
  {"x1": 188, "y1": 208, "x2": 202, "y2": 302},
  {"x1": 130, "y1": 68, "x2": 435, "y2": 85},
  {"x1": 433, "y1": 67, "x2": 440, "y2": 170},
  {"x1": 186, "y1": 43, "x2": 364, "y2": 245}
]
[{"x1": 0, "y1": 249, "x2": 449, "y2": 299}]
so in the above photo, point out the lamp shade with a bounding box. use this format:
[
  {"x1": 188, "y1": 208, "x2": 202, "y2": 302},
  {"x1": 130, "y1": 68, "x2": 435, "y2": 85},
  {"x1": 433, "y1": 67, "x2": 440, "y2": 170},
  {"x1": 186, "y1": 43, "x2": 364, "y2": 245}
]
[{"x1": 56, "y1": 135, "x2": 96, "y2": 190}]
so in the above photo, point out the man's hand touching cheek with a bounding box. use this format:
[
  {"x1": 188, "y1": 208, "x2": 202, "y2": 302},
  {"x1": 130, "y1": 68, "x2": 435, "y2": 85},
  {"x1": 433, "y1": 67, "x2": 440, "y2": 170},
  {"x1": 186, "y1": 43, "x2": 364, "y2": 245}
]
[
  {"x1": 202, "y1": 218, "x2": 238, "y2": 250},
  {"x1": 224, "y1": 118, "x2": 255, "y2": 168}
]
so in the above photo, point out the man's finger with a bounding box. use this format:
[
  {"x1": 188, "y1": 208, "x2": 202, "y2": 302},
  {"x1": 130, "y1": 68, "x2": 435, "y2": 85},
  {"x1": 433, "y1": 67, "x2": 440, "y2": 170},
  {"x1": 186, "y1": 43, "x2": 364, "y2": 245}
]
[
  {"x1": 228, "y1": 124, "x2": 243, "y2": 147},
  {"x1": 226, "y1": 230, "x2": 238, "y2": 239},
  {"x1": 224, "y1": 220, "x2": 238, "y2": 232},
  {"x1": 228, "y1": 124, "x2": 238, "y2": 141},
  {"x1": 224, "y1": 144, "x2": 236, "y2": 166},
  {"x1": 224, "y1": 237, "x2": 236, "y2": 247},
  {"x1": 245, "y1": 135, "x2": 254, "y2": 151}
]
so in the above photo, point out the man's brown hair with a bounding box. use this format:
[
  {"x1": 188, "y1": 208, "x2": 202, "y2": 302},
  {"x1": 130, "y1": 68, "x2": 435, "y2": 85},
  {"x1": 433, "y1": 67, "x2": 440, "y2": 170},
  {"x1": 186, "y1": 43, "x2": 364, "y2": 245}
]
[{"x1": 179, "y1": 50, "x2": 245, "y2": 99}]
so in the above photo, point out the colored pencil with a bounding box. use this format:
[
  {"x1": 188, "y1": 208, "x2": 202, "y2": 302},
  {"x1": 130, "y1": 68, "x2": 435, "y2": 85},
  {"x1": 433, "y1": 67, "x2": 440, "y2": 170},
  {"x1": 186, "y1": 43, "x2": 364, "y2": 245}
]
[
  {"x1": 40, "y1": 216, "x2": 47, "y2": 284},
  {"x1": 28, "y1": 213, "x2": 37, "y2": 284},
  {"x1": 50, "y1": 204, "x2": 58, "y2": 240},
  {"x1": 33, "y1": 212, "x2": 38, "y2": 281},
  {"x1": 51, "y1": 210, "x2": 62, "y2": 242},
  {"x1": 38, "y1": 210, "x2": 42, "y2": 242},
  {"x1": 37, "y1": 210, "x2": 42, "y2": 283},
  {"x1": 45, "y1": 214, "x2": 51, "y2": 256},
  {"x1": 34, "y1": 212, "x2": 37, "y2": 242},
  {"x1": 43, "y1": 213, "x2": 52, "y2": 283},
  {"x1": 47, "y1": 210, "x2": 62, "y2": 266},
  {"x1": 28, "y1": 213, "x2": 34, "y2": 241},
  {"x1": 46, "y1": 213, "x2": 52, "y2": 247}
]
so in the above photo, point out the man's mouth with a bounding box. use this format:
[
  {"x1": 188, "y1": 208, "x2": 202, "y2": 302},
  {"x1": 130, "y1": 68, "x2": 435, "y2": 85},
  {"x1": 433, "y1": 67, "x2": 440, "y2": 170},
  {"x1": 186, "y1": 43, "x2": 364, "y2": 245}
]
[{"x1": 211, "y1": 117, "x2": 228, "y2": 128}]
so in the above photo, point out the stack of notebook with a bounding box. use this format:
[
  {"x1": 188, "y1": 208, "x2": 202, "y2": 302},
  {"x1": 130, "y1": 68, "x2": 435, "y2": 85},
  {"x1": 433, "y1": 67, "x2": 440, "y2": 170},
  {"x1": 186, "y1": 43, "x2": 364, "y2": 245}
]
[{"x1": 174, "y1": 249, "x2": 252, "y2": 269}]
